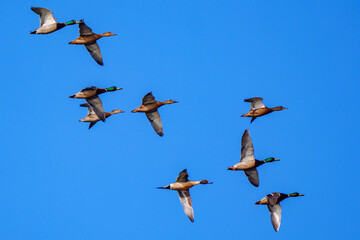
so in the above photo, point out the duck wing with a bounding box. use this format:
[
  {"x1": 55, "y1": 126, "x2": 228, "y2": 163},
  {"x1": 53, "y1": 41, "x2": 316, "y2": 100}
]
[
  {"x1": 86, "y1": 96, "x2": 105, "y2": 122},
  {"x1": 80, "y1": 103, "x2": 95, "y2": 116},
  {"x1": 31, "y1": 7, "x2": 56, "y2": 26},
  {"x1": 267, "y1": 192, "x2": 281, "y2": 207},
  {"x1": 177, "y1": 190, "x2": 194, "y2": 222},
  {"x1": 79, "y1": 20, "x2": 94, "y2": 36},
  {"x1": 244, "y1": 167, "x2": 259, "y2": 187},
  {"x1": 244, "y1": 97, "x2": 265, "y2": 110},
  {"x1": 240, "y1": 129, "x2": 255, "y2": 163},
  {"x1": 88, "y1": 122, "x2": 97, "y2": 129},
  {"x1": 145, "y1": 110, "x2": 163, "y2": 136},
  {"x1": 85, "y1": 42, "x2": 103, "y2": 66},
  {"x1": 142, "y1": 92, "x2": 156, "y2": 105},
  {"x1": 176, "y1": 169, "x2": 189, "y2": 182},
  {"x1": 268, "y1": 203, "x2": 282, "y2": 232}
]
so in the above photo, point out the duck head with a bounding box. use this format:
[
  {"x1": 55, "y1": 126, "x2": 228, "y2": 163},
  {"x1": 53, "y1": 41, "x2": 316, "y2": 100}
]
[
  {"x1": 200, "y1": 180, "x2": 213, "y2": 184},
  {"x1": 102, "y1": 32, "x2": 117, "y2": 37},
  {"x1": 111, "y1": 109, "x2": 125, "y2": 114},
  {"x1": 106, "y1": 86, "x2": 122, "y2": 92},
  {"x1": 264, "y1": 157, "x2": 280, "y2": 162},
  {"x1": 289, "y1": 192, "x2": 305, "y2": 197},
  {"x1": 65, "y1": 20, "x2": 80, "y2": 25}
]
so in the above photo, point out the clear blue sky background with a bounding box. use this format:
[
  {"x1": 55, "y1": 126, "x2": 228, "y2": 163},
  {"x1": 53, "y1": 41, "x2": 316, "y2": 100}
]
[{"x1": 0, "y1": 0, "x2": 359, "y2": 239}]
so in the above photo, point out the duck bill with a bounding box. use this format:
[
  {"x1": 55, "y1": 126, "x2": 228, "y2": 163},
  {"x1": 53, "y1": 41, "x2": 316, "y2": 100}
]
[
  {"x1": 299, "y1": 194, "x2": 305, "y2": 196},
  {"x1": 274, "y1": 159, "x2": 280, "y2": 161},
  {"x1": 116, "y1": 88, "x2": 123, "y2": 90}
]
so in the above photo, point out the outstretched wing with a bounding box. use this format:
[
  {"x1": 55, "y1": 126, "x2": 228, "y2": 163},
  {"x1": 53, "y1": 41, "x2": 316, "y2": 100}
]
[
  {"x1": 142, "y1": 92, "x2": 156, "y2": 105},
  {"x1": 268, "y1": 203, "x2": 282, "y2": 232},
  {"x1": 178, "y1": 190, "x2": 194, "y2": 222},
  {"x1": 145, "y1": 111, "x2": 163, "y2": 136},
  {"x1": 88, "y1": 122, "x2": 97, "y2": 129},
  {"x1": 244, "y1": 167, "x2": 259, "y2": 187},
  {"x1": 240, "y1": 129, "x2": 255, "y2": 162},
  {"x1": 176, "y1": 169, "x2": 189, "y2": 182},
  {"x1": 244, "y1": 97, "x2": 265, "y2": 110},
  {"x1": 86, "y1": 96, "x2": 105, "y2": 122},
  {"x1": 79, "y1": 20, "x2": 94, "y2": 36},
  {"x1": 31, "y1": 7, "x2": 56, "y2": 26},
  {"x1": 85, "y1": 43, "x2": 103, "y2": 66}
]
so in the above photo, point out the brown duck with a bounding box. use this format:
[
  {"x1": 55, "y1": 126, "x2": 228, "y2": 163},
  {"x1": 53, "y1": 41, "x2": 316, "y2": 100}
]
[
  {"x1": 241, "y1": 97, "x2": 287, "y2": 123},
  {"x1": 68, "y1": 19, "x2": 116, "y2": 65},
  {"x1": 157, "y1": 169, "x2": 213, "y2": 222},
  {"x1": 131, "y1": 92, "x2": 178, "y2": 136},
  {"x1": 79, "y1": 103, "x2": 124, "y2": 129}
]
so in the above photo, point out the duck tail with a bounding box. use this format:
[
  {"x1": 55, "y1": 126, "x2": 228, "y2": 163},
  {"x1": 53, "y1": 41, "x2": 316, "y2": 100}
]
[{"x1": 30, "y1": 30, "x2": 36, "y2": 34}]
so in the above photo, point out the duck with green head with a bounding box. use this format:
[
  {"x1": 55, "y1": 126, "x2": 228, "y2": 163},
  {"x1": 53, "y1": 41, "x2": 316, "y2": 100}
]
[
  {"x1": 227, "y1": 129, "x2": 279, "y2": 187},
  {"x1": 30, "y1": 7, "x2": 80, "y2": 34},
  {"x1": 255, "y1": 192, "x2": 304, "y2": 232},
  {"x1": 69, "y1": 86, "x2": 122, "y2": 122}
]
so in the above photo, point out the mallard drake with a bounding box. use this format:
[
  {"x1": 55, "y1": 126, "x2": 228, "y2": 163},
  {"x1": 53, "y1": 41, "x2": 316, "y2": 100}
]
[
  {"x1": 68, "y1": 19, "x2": 116, "y2": 66},
  {"x1": 131, "y1": 92, "x2": 178, "y2": 136},
  {"x1": 157, "y1": 169, "x2": 213, "y2": 222},
  {"x1": 241, "y1": 97, "x2": 287, "y2": 123},
  {"x1": 227, "y1": 129, "x2": 279, "y2": 187},
  {"x1": 30, "y1": 7, "x2": 79, "y2": 34},
  {"x1": 69, "y1": 86, "x2": 122, "y2": 122},
  {"x1": 255, "y1": 192, "x2": 304, "y2": 232},
  {"x1": 79, "y1": 103, "x2": 124, "y2": 129}
]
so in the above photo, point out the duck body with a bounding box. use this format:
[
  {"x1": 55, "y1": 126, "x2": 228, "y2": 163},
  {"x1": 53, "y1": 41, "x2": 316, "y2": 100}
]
[
  {"x1": 131, "y1": 101, "x2": 171, "y2": 113},
  {"x1": 255, "y1": 192, "x2": 304, "y2": 232},
  {"x1": 227, "y1": 129, "x2": 279, "y2": 187},
  {"x1": 241, "y1": 97, "x2": 287, "y2": 123},
  {"x1": 69, "y1": 33, "x2": 113, "y2": 45},
  {"x1": 157, "y1": 169, "x2": 212, "y2": 222},
  {"x1": 168, "y1": 181, "x2": 209, "y2": 190},
  {"x1": 32, "y1": 23, "x2": 66, "y2": 34},
  {"x1": 131, "y1": 92, "x2": 178, "y2": 136},
  {"x1": 230, "y1": 159, "x2": 265, "y2": 171},
  {"x1": 242, "y1": 106, "x2": 273, "y2": 118},
  {"x1": 69, "y1": 86, "x2": 113, "y2": 99},
  {"x1": 30, "y1": 7, "x2": 78, "y2": 34}
]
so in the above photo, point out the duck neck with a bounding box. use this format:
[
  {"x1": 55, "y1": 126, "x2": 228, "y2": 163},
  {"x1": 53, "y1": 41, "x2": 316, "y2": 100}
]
[
  {"x1": 56, "y1": 23, "x2": 66, "y2": 29},
  {"x1": 255, "y1": 160, "x2": 265, "y2": 167},
  {"x1": 279, "y1": 193, "x2": 290, "y2": 202}
]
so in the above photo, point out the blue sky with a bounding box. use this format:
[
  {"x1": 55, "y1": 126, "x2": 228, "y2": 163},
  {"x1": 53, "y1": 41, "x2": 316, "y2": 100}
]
[{"x1": 0, "y1": 0, "x2": 359, "y2": 239}]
